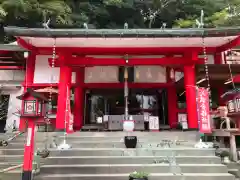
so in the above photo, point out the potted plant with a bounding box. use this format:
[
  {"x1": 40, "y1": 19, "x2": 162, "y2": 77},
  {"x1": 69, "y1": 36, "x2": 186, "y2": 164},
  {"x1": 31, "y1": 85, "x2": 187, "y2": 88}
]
[
  {"x1": 176, "y1": 122, "x2": 183, "y2": 130},
  {"x1": 124, "y1": 135, "x2": 137, "y2": 148},
  {"x1": 220, "y1": 150, "x2": 230, "y2": 164},
  {"x1": 129, "y1": 171, "x2": 149, "y2": 180}
]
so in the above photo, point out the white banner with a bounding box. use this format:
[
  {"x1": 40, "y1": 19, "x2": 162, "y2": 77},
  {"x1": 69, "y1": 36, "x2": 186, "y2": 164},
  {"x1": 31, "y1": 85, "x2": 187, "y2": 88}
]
[{"x1": 149, "y1": 116, "x2": 159, "y2": 130}]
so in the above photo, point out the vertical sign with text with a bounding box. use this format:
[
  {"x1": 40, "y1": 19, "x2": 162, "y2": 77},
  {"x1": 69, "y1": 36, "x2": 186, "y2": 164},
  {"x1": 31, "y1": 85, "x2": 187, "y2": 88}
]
[
  {"x1": 66, "y1": 85, "x2": 74, "y2": 134},
  {"x1": 197, "y1": 88, "x2": 212, "y2": 133}
]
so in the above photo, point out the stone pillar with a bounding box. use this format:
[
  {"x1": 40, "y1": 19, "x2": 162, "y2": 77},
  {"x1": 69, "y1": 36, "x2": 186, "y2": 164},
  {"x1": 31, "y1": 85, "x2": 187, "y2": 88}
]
[
  {"x1": 184, "y1": 65, "x2": 198, "y2": 129},
  {"x1": 73, "y1": 68, "x2": 84, "y2": 130},
  {"x1": 56, "y1": 64, "x2": 72, "y2": 130}
]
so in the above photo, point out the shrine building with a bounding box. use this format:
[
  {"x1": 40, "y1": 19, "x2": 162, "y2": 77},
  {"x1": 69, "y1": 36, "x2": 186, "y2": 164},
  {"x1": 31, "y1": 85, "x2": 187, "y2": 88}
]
[{"x1": 2, "y1": 26, "x2": 240, "y2": 131}]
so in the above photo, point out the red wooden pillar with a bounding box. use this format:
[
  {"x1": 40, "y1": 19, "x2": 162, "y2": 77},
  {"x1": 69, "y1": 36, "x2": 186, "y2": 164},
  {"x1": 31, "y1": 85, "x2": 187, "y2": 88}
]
[
  {"x1": 19, "y1": 52, "x2": 36, "y2": 131},
  {"x1": 166, "y1": 68, "x2": 178, "y2": 128},
  {"x1": 56, "y1": 61, "x2": 72, "y2": 129},
  {"x1": 214, "y1": 52, "x2": 223, "y2": 64},
  {"x1": 184, "y1": 65, "x2": 198, "y2": 129},
  {"x1": 22, "y1": 119, "x2": 35, "y2": 180},
  {"x1": 73, "y1": 68, "x2": 85, "y2": 130}
]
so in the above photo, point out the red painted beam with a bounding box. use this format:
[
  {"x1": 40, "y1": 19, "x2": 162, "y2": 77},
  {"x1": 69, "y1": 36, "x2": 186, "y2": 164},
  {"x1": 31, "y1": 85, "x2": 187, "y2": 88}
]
[
  {"x1": 48, "y1": 57, "x2": 204, "y2": 67},
  {"x1": 0, "y1": 66, "x2": 24, "y2": 70},
  {"x1": 17, "y1": 37, "x2": 37, "y2": 51},
  {"x1": 216, "y1": 35, "x2": 240, "y2": 52},
  {"x1": 38, "y1": 46, "x2": 217, "y2": 55},
  {"x1": 17, "y1": 36, "x2": 220, "y2": 55},
  {"x1": 232, "y1": 75, "x2": 240, "y2": 83},
  {"x1": 23, "y1": 82, "x2": 172, "y2": 89},
  {"x1": 83, "y1": 82, "x2": 173, "y2": 89}
]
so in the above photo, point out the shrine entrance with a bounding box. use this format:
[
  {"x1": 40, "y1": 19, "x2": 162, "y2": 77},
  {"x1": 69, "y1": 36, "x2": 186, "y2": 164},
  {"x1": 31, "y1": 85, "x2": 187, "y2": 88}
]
[{"x1": 84, "y1": 88, "x2": 168, "y2": 130}]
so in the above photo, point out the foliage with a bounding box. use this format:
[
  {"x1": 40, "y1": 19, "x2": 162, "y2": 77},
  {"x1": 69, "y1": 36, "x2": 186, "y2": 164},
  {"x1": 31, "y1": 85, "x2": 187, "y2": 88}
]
[
  {"x1": 220, "y1": 150, "x2": 230, "y2": 157},
  {"x1": 129, "y1": 171, "x2": 149, "y2": 178}
]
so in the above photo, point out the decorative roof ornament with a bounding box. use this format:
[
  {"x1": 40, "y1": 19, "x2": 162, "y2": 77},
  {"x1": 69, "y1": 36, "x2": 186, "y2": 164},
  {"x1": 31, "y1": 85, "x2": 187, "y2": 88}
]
[
  {"x1": 196, "y1": 10, "x2": 204, "y2": 28},
  {"x1": 124, "y1": 23, "x2": 128, "y2": 29},
  {"x1": 83, "y1": 23, "x2": 88, "y2": 29},
  {"x1": 42, "y1": 19, "x2": 51, "y2": 29},
  {"x1": 161, "y1": 23, "x2": 167, "y2": 30}
]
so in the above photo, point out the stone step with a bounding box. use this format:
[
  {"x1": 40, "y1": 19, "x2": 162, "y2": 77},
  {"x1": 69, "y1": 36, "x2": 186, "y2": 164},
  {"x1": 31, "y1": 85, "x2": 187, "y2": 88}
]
[
  {"x1": 62, "y1": 130, "x2": 198, "y2": 136},
  {"x1": 0, "y1": 141, "x2": 196, "y2": 149},
  {"x1": 11, "y1": 131, "x2": 199, "y2": 141},
  {"x1": 0, "y1": 169, "x2": 39, "y2": 180},
  {"x1": 45, "y1": 156, "x2": 221, "y2": 164},
  {"x1": 0, "y1": 162, "x2": 18, "y2": 169},
  {"x1": 49, "y1": 148, "x2": 215, "y2": 157},
  {"x1": 40, "y1": 164, "x2": 228, "y2": 174},
  {"x1": 56, "y1": 136, "x2": 197, "y2": 142},
  {"x1": 1, "y1": 148, "x2": 216, "y2": 156},
  {"x1": 11, "y1": 137, "x2": 197, "y2": 144},
  {"x1": 34, "y1": 173, "x2": 235, "y2": 180},
  {"x1": 0, "y1": 155, "x2": 23, "y2": 162}
]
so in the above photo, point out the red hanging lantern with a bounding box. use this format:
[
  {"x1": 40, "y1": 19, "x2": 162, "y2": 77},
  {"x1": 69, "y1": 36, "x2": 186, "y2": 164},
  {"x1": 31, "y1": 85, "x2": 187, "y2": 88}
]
[{"x1": 170, "y1": 68, "x2": 175, "y2": 80}]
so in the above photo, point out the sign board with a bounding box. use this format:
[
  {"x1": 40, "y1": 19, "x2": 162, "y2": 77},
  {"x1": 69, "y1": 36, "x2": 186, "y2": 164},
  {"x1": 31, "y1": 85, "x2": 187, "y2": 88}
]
[
  {"x1": 103, "y1": 115, "x2": 109, "y2": 122},
  {"x1": 149, "y1": 116, "x2": 159, "y2": 130},
  {"x1": 66, "y1": 86, "x2": 74, "y2": 134},
  {"x1": 178, "y1": 113, "x2": 188, "y2": 129},
  {"x1": 26, "y1": 127, "x2": 32, "y2": 146},
  {"x1": 197, "y1": 88, "x2": 212, "y2": 133},
  {"x1": 144, "y1": 113, "x2": 149, "y2": 122}
]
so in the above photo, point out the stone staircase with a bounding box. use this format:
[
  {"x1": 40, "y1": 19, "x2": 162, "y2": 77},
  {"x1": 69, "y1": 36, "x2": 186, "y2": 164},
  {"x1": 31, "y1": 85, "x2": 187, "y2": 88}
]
[
  {"x1": 0, "y1": 131, "x2": 55, "y2": 179},
  {"x1": 0, "y1": 131, "x2": 236, "y2": 180}
]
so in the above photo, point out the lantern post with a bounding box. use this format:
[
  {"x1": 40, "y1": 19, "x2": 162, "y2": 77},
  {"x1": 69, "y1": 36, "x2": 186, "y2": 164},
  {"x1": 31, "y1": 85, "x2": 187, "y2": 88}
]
[
  {"x1": 16, "y1": 88, "x2": 48, "y2": 180},
  {"x1": 22, "y1": 119, "x2": 36, "y2": 180}
]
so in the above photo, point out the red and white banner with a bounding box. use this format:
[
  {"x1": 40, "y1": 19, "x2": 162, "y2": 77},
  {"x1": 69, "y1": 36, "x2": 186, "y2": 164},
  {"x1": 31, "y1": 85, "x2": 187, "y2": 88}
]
[
  {"x1": 65, "y1": 86, "x2": 74, "y2": 134},
  {"x1": 197, "y1": 88, "x2": 212, "y2": 133}
]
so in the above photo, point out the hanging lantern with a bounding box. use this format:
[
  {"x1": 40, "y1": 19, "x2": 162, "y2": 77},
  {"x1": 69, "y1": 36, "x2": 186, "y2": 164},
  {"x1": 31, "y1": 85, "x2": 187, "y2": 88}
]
[
  {"x1": 135, "y1": 67, "x2": 140, "y2": 80},
  {"x1": 124, "y1": 67, "x2": 128, "y2": 79},
  {"x1": 170, "y1": 68, "x2": 175, "y2": 80},
  {"x1": 123, "y1": 116, "x2": 134, "y2": 132},
  {"x1": 17, "y1": 88, "x2": 48, "y2": 118},
  {"x1": 24, "y1": 52, "x2": 29, "y2": 58}
]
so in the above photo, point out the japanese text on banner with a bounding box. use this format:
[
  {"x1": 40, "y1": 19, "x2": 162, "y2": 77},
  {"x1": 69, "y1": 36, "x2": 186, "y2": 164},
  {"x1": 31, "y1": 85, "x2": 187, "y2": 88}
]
[{"x1": 197, "y1": 88, "x2": 211, "y2": 133}]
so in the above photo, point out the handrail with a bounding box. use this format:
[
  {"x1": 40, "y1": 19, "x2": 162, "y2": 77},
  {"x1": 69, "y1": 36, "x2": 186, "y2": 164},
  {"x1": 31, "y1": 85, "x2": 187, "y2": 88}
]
[
  {"x1": 7, "y1": 131, "x2": 24, "y2": 142},
  {"x1": 0, "y1": 164, "x2": 22, "y2": 173},
  {"x1": 0, "y1": 131, "x2": 24, "y2": 147},
  {"x1": 0, "y1": 152, "x2": 41, "y2": 174}
]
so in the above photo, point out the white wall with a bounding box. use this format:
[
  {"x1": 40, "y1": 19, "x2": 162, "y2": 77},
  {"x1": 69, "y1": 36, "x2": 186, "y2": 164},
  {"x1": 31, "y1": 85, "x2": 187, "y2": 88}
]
[
  {"x1": 0, "y1": 70, "x2": 25, "y2": 81},
  {"x1": 34, "y1": 55, "x2": 76, "y2": 84},
  {"x1": 198, "y1": 54, "x2": 214, "y2": 64},
  {"x1": 2, "y1": 87, "x2": 23, "y2": 131}
]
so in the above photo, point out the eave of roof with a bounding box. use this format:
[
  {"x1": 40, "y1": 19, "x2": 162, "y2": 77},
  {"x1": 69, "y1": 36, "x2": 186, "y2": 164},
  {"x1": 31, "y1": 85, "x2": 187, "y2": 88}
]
[
  {"x1": 0, "y1": 43, "x2": 25, "y2": 51},
  {"x1": 4, "y1": 26, "x2": 240, "y2": 38}
]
